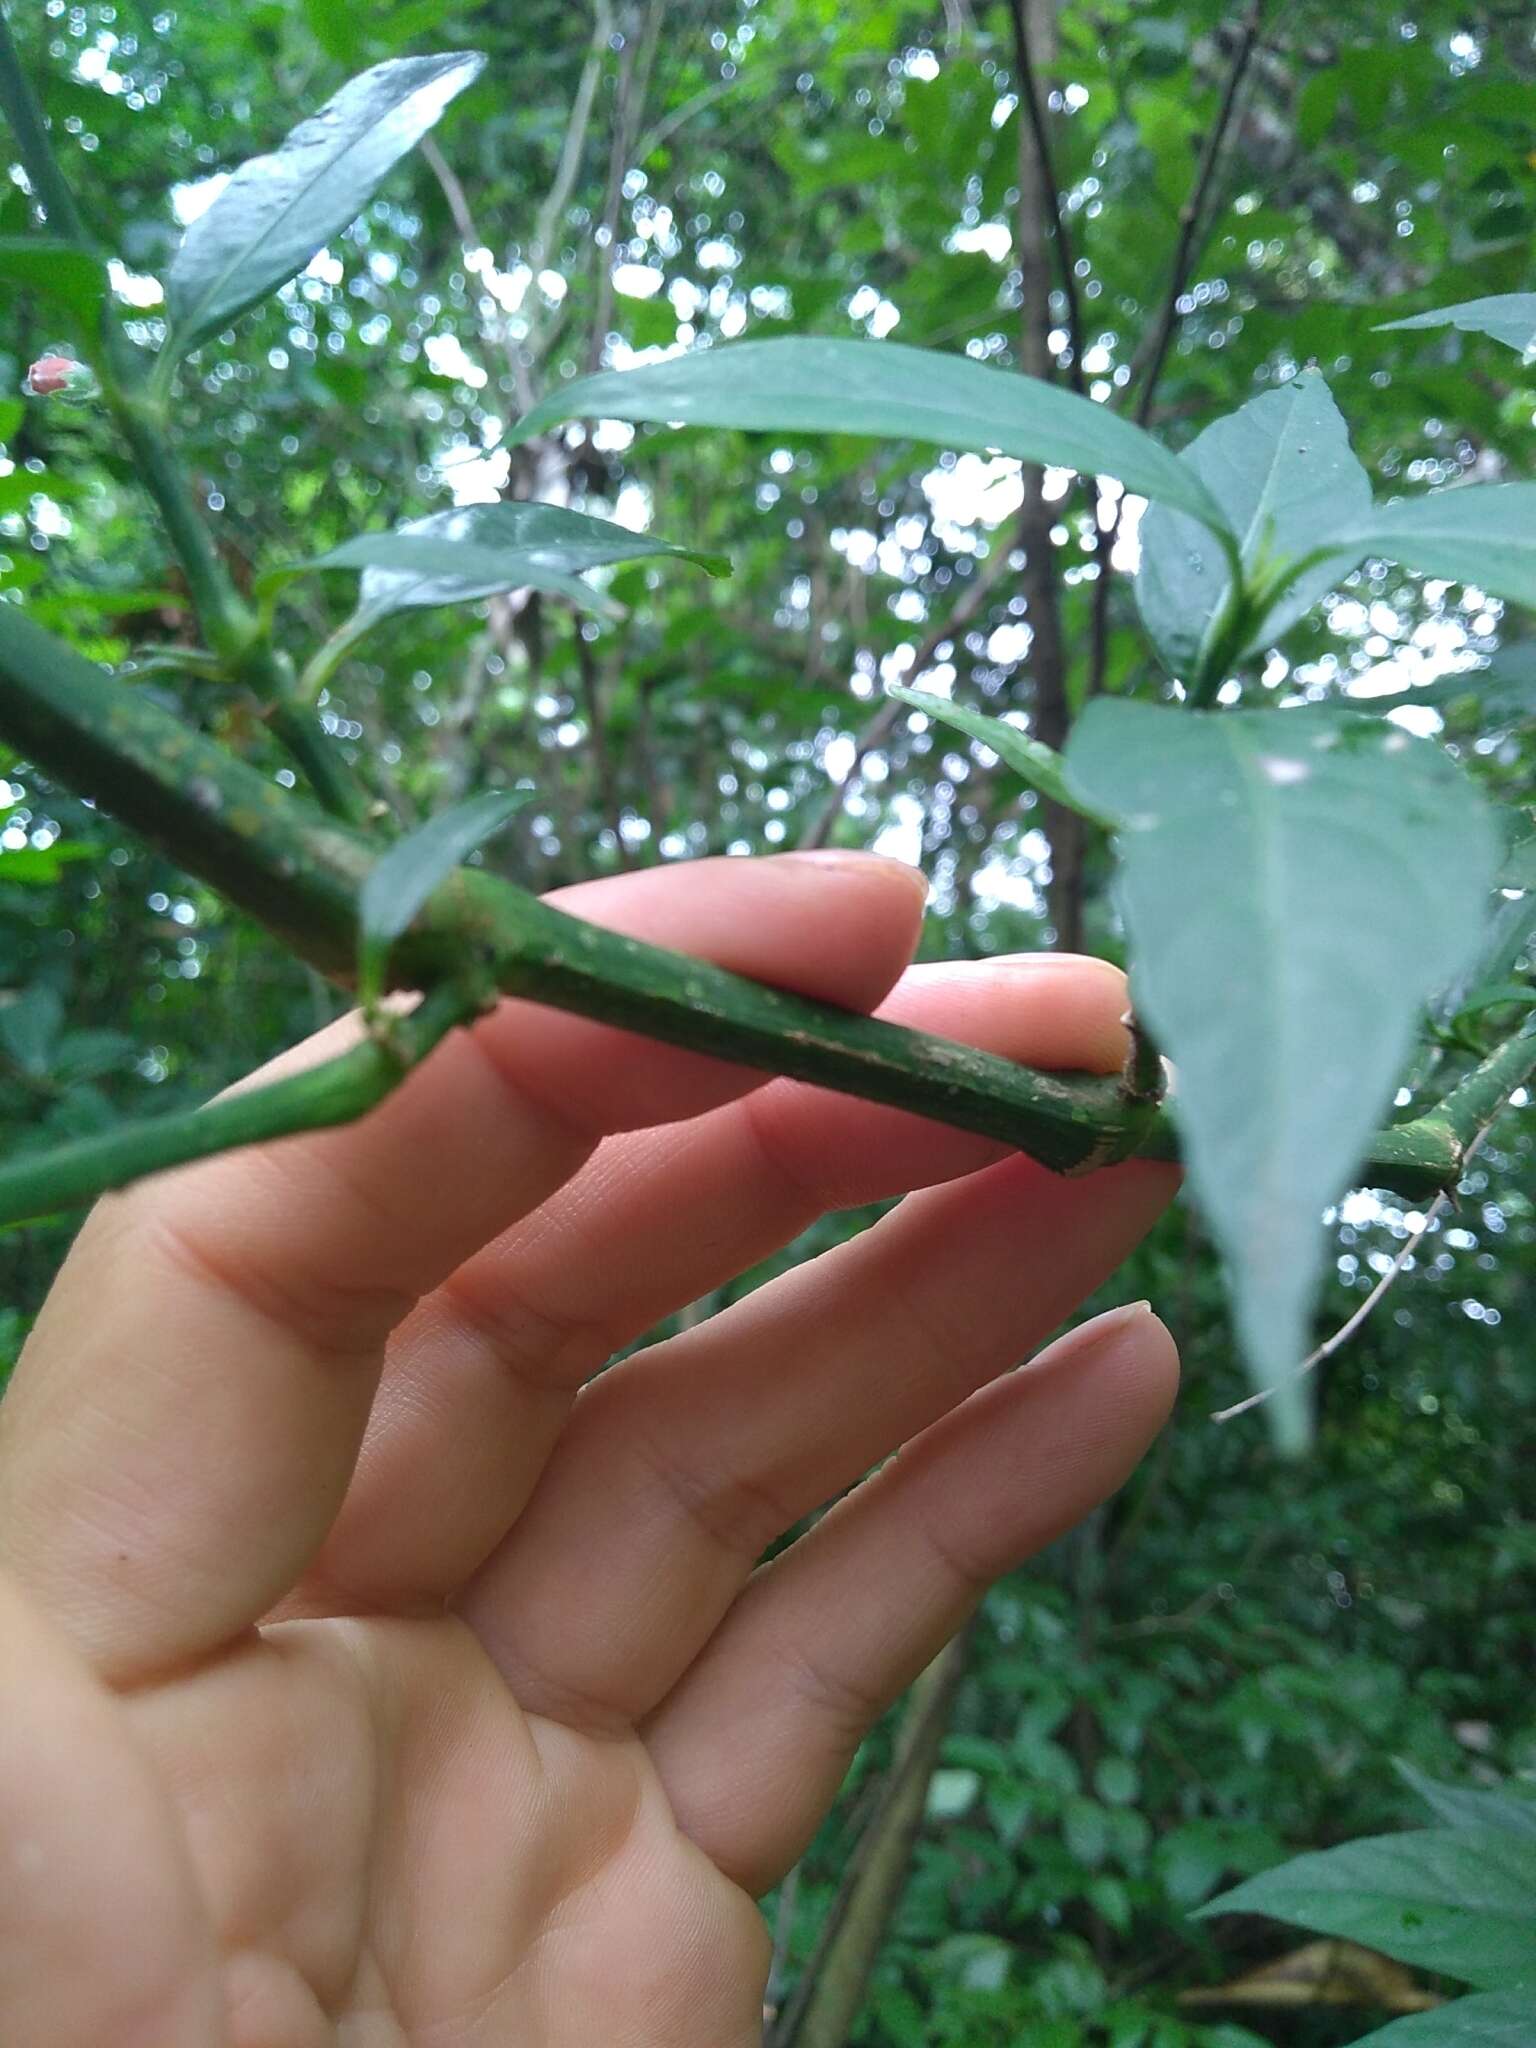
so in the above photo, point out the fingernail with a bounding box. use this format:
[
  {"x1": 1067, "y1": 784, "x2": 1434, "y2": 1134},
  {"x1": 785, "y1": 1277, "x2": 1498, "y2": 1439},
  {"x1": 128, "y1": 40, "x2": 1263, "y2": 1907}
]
[
  {"x1": 987, "y1": 951, "x2": 1127, "y2": 979},
  {"x1": 1078, "y1": 1299, "x2": 1155, "y2": 1337},
  {"x1": 779, "y1": 850, "x2": 929, "y2": 897}
]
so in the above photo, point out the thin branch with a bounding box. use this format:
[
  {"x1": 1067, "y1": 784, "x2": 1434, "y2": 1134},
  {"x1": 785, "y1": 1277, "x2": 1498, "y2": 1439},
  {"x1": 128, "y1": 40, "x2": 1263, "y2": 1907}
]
[
  {"x1": 420, "y1": 133, "x2": 534, "y2": 415},
  {"x1": 632, "y1": 73, "x2": 734, "y2": 165},
  {"x1": 799, "y1": 548, "x2": 1013, "y2": 851},
  {"x1": 1085, "y1": 1, "x2": 1267, "y2": 701},
  {"x1": 0, "y1": 16, "x2": 366, "y2": 824},
  {"x1": 0, "y1": 983, "x2": 475, "y2": 1229},
  {"x1": 1004, "y1": 0, "x2": 1086, "y2": 394},
  {"x1": 421, "y1": 2, "x2": 610, "y2": 419},
  {"x1": 1212, "y1": 1086, "x2": 1526, "y2": 1427},
  {"x1": 586, "y1": 2, "x2": 664, "y2": 376},
  {"x1": 1003, "y1": 0, "x2": 1081, "y2": 948},
  {"x1": 531, "y1": 1, "x2": 612, "y2": 274},
  {"x1": 772, "y1": 1627, "x2": 974, "y2": 2048},
  {"x1": 1126, "y1": 2, "x2": 1268, "y2": 421},
  {"x1": 0, "y1": 10, "x2": 87, "y2": 242}
]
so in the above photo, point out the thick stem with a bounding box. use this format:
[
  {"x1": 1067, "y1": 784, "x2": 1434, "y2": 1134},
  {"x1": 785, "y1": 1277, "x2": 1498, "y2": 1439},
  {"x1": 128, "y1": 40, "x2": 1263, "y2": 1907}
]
[
  {"x1": 1431, "y1": 1012, "x2": 1536, "y2": 1147},
  {"x1": 0, "y1": 608, "x2": 1473, "y2": 1203}
]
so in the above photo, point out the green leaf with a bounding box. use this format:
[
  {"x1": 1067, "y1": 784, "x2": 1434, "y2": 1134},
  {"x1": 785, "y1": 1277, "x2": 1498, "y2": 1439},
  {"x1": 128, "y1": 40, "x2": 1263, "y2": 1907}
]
[
  {"x1": 357, "y1": 788, "x2": 530, "y2": 1004},
  {"x1": 1065, "y1": 703, "x2": 1499, "y2": 1450},
  {"x1": 1095, "y1": 1757, "x2": 1141, "y2": 1806},
  {"x1": 1348, "y1": 1992, "x2": 1536, "y2": 2045},
  {"x1": 1433, "y1": 892, "x2": 1536, "y2": 1028},
  {"x1": 509, "y1": 338, "x2": 1236, "y2": 537},
  {"x1": 0, "y1": 238, "x2": 109, "y2": 330},
  {"x1": 52, "y1": 1028, "x2": 134, "y2": 1082},
  {"x1": 291, "y1": 502, "x2": 728, "y2": 630},
  {"x1": 164, "y1": 51, "x2": 485, "y2": 360},
  {"x1": 1378, "y1": 294, "x2": 1536, "y2": 363},
  {"x1": 885, "y1": 686, "x2": 1118, "y2": 826},
  {"x1": 1196, "y1": 1826, "x2": 1536, "y2": 1989},
  {"x1": 926, "y1": 1767, "x2": 981, "y2": 1818},
  {"x1": 0, "y1": 985, "x2": 63, "y2": 1074},
  {"x1": 1136, "y1": 373, "x2": 1371, "y2": 677},
  {"x1": 1364, "y1": 647, "x2": 1536, "y2": 731},
  {"x1": 1396, "y1": 1764, "x2": 1536, "y2": 1841},
  {"x1": 1331, "y1": 484, "x2": 1536, "y2": 611},
  {"x1": 1501, "y1": 833, "x2": 1536, "y2": 889}
]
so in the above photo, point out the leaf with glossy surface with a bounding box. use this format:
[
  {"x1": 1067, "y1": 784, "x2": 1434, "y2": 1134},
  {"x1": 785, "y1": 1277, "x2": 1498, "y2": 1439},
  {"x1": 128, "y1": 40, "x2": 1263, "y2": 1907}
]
[
  {"x1": 885, "y1": 686, "x2": 1118, "y2": 826},
  {"x1": 1331, "y1": 484, "x2": 1536, "y2": 611},
  {"x1": 0, "y1": 238, "x2": 108, "y2": 330},
  {"x1": 1196, "y1": 1826, "x2": 1536, "y2": 1989},
  {"x1": 510, "y1": 338, "x2": 1235, "y2": 536},
  {"x1": 294, "y1": 502, "x2": 727, "y2": 628},
  {"x1": 1136, "y1": 373, "x2": 1371, "y2": 677},
  {"x1": 1351, "y1": 1992, "x2": 1536, "y2": 2046},
  {"x1": 1065, "y1": 702, "x2": 1499, "y2": 1449},
  {"x1": 1378, "y1": 294, "x2": 1536, "y2": 362},
  {"x1": 358, "y1": 788, "x2": 530, "y2": 1003},
  {"x1": 164, "y1": 51, "x2": 484, "y2": 359}
]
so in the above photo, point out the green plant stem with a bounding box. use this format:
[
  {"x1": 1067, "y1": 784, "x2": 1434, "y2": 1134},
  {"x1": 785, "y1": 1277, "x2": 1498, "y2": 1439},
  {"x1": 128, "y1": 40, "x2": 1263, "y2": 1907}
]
[
  {"x1": 1427, "y1": 1011, "x2": 1536, "y2": 1146},
  {"x1": 0, "y1": 10, "x2": 87, "y2": 243},
  {"x1": 0, "y1": 983, "x2": 474, "y2": 1228},
  {"x1": 0, "y1": 608, "x2": 1485, "y2": 1205},
  {"x1": 0, "y1": 19, "x2": 366, "y2": 826}
]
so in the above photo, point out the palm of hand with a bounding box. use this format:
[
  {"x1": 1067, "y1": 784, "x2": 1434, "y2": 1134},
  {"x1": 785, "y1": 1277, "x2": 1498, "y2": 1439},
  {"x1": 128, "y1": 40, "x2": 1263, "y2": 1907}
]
[
  {"x1": 115, "y1": 1616, "x2": 767, "y2": 2046},
  {"x1": 0, "y1": 858, "x2": 1175, "y2": 2047}
]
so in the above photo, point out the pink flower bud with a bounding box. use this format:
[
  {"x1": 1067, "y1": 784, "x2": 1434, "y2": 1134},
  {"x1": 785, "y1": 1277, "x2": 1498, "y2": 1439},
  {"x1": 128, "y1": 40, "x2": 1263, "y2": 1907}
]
[{"x1": 23, "y1": 355, "x2": 90, "y2": 397}]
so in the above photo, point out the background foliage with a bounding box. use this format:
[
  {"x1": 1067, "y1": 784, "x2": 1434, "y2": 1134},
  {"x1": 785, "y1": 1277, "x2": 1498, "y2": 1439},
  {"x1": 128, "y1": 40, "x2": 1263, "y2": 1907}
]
[{"x1": 2, "y1": 1, "x2": 1533, "y2": 2042}]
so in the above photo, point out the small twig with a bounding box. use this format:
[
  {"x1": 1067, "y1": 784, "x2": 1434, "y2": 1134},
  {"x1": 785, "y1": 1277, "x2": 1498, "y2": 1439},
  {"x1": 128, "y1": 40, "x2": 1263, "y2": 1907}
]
[
  {"x1": 1004, "y1": 0, "x2": 1086, "y2": 395},
  {"x1": 0, "y1": 982, "x2": 475, "y2": 1228},
  {"x1": 1085, "y1": 1, "x2": 1267, "y2": 700},
  {"x1": 799, "y1": 549, "x2": 1013, "y2": 851},
  {"x1": 1125, "y1": 3, "x2": 1267, "y2": 415},
  {"x1": 586, "y1": 2, "x2": 663, "y2": 376},
  {"x1": 1211, "y1": 1122, "x2": 1498, "y2": 1426},
  {"x1": 771, "y1": 1626, "x2": 975, "y2": 2048}
]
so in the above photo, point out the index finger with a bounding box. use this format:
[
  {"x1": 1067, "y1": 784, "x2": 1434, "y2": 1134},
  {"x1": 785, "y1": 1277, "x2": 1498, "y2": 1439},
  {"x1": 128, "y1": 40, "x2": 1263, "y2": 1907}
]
[{"x1": 0, "y1": 853, "x2": 925, "y2": 1683}]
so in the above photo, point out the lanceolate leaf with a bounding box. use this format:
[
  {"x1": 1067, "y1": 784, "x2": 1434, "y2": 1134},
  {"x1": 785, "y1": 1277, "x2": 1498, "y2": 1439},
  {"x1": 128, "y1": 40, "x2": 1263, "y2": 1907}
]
[
  {"x1": 509, "y1": 338, "x2": 1236, "y2": 538},
  {"x1": 294, "y1": 502, "x2": 727, "y2": 629},
  {"x1": 164, "y1": 51, "x2": 485, "y2": 360},
  {"x1": 1396, "y1": 1764, "x2": 1536, "y2": 1842},
  {"x1": 1378, "y1": 293, "x2": 1536, "y2": 363},
  {"x1": 1347, "y1": 1992, "x2": 1536, "y2": 2046},
  {"x1": 1195, "y1": 1826, "x2": 1536, "y2": 1989},
  {"x1": 886, "y1": 686, "x2": 1118, "y2": 827},
  {"x1": 0, "y1": 238, "x2": 108, "y2": 330},
  {"x1": 358, "y1": 788, "x2": 530, "y2": 1003},
  {"x1": 1361, "y1": 645, "x2": 1536, "y2": 730},
  {"x1": 1065, "y1": 702, "x2": 1499, "y2": 1450},
  {"x1": 1331, "y1": 484, "x2": 1536, "y2": 611},
  {"x1": 1136, "y1": 373, "x2": 1371, "y2": 678}
]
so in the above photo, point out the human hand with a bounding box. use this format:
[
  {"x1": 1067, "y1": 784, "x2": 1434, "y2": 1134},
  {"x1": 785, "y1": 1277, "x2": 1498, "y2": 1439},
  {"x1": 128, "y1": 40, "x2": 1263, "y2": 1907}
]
[{"x1": 0, "y1": 852, "x2": 1177, "y2": 2047}]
